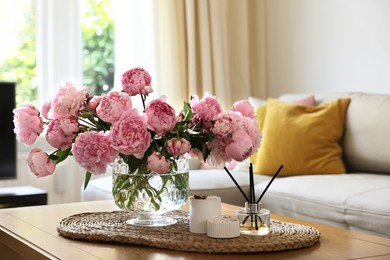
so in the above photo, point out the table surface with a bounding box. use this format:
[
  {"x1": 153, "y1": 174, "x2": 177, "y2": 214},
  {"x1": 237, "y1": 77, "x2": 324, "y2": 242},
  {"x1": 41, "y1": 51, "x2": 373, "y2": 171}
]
[{"x1": 0, "y1": 200, "x2": 390, "y2": 260}]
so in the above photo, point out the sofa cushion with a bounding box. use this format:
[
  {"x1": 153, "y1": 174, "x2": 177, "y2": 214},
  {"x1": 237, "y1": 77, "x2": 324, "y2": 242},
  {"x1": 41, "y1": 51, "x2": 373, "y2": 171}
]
[
  {"x1": 345, "y1": 185, "x2": 390, "y2": 237},
  {"x1": 250, "y1": 95, "x2": 316, "y2": 164},
  {"x1": 253, "y1": 95, "x2": 316, "y2": 132},
  {"x1": 189, "y1": 169, "x2": 271, "y2": 206},
  {"x1": 343, "y1": 93, "x2": 390, "y2": 174},
  {"x1": 254, "y1": 173, "x2": 390, "y2": 235},
  {"x1": 254, "y1": 98, "x2": 350, "y2": 176}
]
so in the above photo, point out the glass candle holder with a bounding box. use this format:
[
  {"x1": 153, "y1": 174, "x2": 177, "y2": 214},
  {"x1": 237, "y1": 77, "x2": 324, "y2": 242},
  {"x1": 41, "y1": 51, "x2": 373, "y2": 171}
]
[{"x1": 237, "y1": 202, "x2": 270, "y2": 235}]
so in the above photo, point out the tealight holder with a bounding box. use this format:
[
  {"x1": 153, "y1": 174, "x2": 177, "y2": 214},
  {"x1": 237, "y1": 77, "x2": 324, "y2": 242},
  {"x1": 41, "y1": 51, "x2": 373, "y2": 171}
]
[{"x1": 237, "y1": 202, "x2": 270, "y2": 235}]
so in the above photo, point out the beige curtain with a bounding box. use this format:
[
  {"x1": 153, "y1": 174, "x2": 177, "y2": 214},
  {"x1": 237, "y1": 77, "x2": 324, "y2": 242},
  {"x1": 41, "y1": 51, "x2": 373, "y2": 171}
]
[{"x1": 153, "y1": 0, "x2": 267, "y2": 110}]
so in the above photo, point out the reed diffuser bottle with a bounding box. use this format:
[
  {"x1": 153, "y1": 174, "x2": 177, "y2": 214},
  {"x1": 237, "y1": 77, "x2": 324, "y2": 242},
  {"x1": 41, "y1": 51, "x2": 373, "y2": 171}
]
[
  {"x1": 224, "y1": 163, "x2": 283, "y2": 236},
  {"x1": 237, "y1": 202, "x2": 270, "y2": 235}
]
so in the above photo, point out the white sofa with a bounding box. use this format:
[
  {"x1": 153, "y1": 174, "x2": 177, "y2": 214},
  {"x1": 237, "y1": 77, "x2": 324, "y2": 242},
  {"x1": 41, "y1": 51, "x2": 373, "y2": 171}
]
[{"x1": 81, "y1": 92, "x2": 390, "y2": 238}]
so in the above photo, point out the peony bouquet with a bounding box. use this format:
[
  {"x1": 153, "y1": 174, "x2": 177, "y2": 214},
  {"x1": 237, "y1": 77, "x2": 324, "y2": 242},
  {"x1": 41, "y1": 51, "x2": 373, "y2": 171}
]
[{"x1": 13, "y1": 67, "x2": 261, "y2": 189}]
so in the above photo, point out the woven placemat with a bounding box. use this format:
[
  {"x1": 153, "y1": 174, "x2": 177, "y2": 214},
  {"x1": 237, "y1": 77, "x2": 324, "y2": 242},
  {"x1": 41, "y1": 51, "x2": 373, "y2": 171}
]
[{"x1": 57, "y1": 210, "x2": 320, "y2": 253}]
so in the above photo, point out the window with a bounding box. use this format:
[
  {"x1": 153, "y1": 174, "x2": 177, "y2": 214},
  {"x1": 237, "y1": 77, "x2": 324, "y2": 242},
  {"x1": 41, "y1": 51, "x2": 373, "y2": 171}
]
[
  {"x1": 0, "y1": 0, "x2": 37, "y2": 107},
  {"x1": 1, "y1": 0, "x2": 157, "y2": 108},
  {"x1": 81, "y1": 0, "x2": 115, "y2": 96},
  {"x1": 0, "y1": 0, "x2": 115, "y2": 107}
]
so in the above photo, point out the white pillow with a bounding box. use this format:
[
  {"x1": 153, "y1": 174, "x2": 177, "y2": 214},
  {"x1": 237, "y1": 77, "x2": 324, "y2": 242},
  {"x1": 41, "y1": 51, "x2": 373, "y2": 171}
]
[{"x1": 233, "y1": 159, "x2": 251, "y2": 172}]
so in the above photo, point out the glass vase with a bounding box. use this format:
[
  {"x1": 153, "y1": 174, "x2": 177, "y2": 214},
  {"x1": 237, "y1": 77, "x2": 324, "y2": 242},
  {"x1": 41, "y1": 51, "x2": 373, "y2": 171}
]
[{"x1": 112, "y1": 155, "x2": 189, "y2": 227}]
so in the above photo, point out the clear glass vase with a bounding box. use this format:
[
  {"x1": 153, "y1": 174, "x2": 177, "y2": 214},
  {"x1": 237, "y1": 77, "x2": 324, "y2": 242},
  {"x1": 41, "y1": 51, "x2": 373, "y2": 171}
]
[{"x1": 112, "y1": 155, "x2": 189, "y2": 227}]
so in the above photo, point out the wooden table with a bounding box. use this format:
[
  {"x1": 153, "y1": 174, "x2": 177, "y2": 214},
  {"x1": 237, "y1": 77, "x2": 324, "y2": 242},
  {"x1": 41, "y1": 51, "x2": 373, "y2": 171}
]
[{"x1": 0, "y1": 200, "x2": 389, "y2": 260}]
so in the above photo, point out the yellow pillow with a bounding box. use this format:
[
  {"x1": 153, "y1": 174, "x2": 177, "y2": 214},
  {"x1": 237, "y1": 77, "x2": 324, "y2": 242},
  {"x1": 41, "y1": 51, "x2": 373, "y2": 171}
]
[
  {"x1": 254, "y1": 98, "x2": 351, "y2": 176},
  {"x1": 250, "y1": 95, "x2": 317, "y2": 164},
  {"x1": 249, "y1": 105, "x2": 267, "y2": 163}
]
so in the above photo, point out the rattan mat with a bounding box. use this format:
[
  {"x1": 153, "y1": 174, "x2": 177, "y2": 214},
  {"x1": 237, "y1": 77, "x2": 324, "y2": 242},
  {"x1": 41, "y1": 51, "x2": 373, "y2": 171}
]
[{"x1": 57, "y1": 210, "x2": 320, "y2": 253}]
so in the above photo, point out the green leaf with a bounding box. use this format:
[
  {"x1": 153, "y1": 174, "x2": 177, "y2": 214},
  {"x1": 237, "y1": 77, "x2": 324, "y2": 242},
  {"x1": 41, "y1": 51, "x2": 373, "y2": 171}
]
[
  {"x1": 182, "y1": 102, "x2": 193, "y2": 121},
  {"x1": 194, "y1": 119, "x2": 203, "y2": 129},
  {"x1": 83, "y1": 171, "x2": 92, "y2": 190},
  {"x1": 180, "y1": 132, "x2": 191, "y2": 140},
  {"x1": 54, "y1": 149, "x2": 71, "y2": 164},
  {"x1": 48, "y1": 154, "x2": 59, "y2": 161},
  {"x1": 202, "y1": 143, "x2": 209, "y2": 162},
  {"x1": 80, "y1": 111, "x2": 93, "y2": 118},
  {"x1": 95, "y1": 119, "x2": 111, "y2": 131},
  {"x1": 86, "y1": 114, "x2": 97, "y2": 124}
]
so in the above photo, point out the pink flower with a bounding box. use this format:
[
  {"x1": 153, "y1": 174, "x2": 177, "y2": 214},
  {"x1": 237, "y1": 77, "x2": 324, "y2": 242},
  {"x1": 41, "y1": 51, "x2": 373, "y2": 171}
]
[
  {"x1": 88, "y1": 95, "x2": 102, "y2": 113},
  {"x1": 13, "y1": 104, "x2": 44, "y2": 146},
  {"x1": 46, "y1": 119, "x2": 74, "y2": 150},
  {"x1": 190, "y1": 93, "x2": 222, "y2": 128},
  {"x1": 240, "y1": 117, "x2": 261, "y2": 156},
  {"x1": 225, "y1": 130, "x2": 254, "y2": 161},
  {"x1": 211, "y1": 111, "x2": 261, "y2": 161},
  {"x1": 211, "y1": 111, "x2": 243, "y2": 144},
  {"x1": 41, "y1": 101, "x2": 51, "y2": 119},
  {"x1": 147, "y1": 152, "x2": 170, "y2": 174},
  {"x1": 145, "y1": 98, "x2": 177, "y2": 135},
  {"x1": 166, "y1": 138, "x2": 191, "y2": 157},
  {"x1": 26, "y1": 148, "x2": 56, "y2": 177},
  {"x1": 72, "y1": 131, "x2": 117, "y2": 174},
  {"x1": 232, "y1": 100, "x2": 255, "y2": 119},
  {"x1": 48, "y1": 82, "x2": 87, "y2": 120},
  {"x1": 60, "y1": 117, "x2": 79, "y2": 136},
  {"x1": 109, "y1": 109, "x2": 152, "y2": 158},
  {"x1": 121, "y1": 67, "x2": 153, "y2": 96},
  {"x1": 206, "y1": 139, "x2": 231, "y2": 167},
  {"x1": 96, "y1": 91, "x2": 132, "y2": 123}
]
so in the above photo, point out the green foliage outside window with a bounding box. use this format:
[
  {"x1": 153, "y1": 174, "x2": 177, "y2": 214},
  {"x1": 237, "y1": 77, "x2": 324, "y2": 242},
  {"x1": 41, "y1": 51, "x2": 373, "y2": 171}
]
[
  {"x1": 82, "y1": 0, "x2": 115, "y2": 96},
  {"x1": 0, "y1": 2, "x2": 37, "y2": 107},
  {"x1": 0, "y1": 0, "x2": 115, "y2": 107}
]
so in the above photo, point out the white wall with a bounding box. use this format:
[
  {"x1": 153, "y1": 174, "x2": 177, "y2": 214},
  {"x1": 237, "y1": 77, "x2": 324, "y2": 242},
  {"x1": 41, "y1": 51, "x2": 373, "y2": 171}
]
[{"x1": 266, "y1": 0, "x2": 390, "y2": 98}]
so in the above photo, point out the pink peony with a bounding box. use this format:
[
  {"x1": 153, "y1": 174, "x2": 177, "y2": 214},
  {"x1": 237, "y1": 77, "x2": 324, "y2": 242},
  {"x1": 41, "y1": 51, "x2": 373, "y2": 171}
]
[
  {"x1": 190, "y1": 93, "x2": 222, "y2": 128},
  {"x1": 96, "y1": 91, "x2": 132, "y2": 123},
  {"x1": 166, "y1": 138, "x2": 191, "y2": 157},
  {"x1": 13, "y1": 104, "x2": 44, "y2": 146},
  {"x1": 45, "y1": 119, "x2": 74, "y2": 150},
  {"x1": 206, "y1": 139, "x2": 231, "y2": 167},
  {"x1": 88, "y1": 95, "x2": 102, "y2": 113},
  {"x1": 211, "y1": 111, "x2": 243, "y2": 144},
  {"x1": 60, "y1": 117, "x2": 79, "y2": 136},
  {"x1": 121, "y1": 67, "x2": 153, "y2": 96},
  {"x1": 232, "y1": 100, "x2": 255, "y2": 119},
  {"x1": 26, "y1": 148, "x2": 56, "y2": 177},
  {"x1": 72, "y1": 131, "x2": 117, "y2": 174},
  {"x1": 225, "y1": 130, "x2": 254, "y2": 161},
  {"x1": 211, "y1": 111, "x2": 261, "y2": 161},
  {"x1": 147, "y1": 152, "x2": 170, "y2": 174},
  {"x1": 109, "y1": 109, "x2": 152, "y2": 158},
  {"x1": 240, "y1": 117, "x2": 262, "y2": 156},
  {"x1": 145, "y1": 98, "x2": 177, "y2": 135},
  {"x1": 48, "y1": 82, "x2": 87, "y2": 120},
  {"x1": 41, "y1": 101, "x2": 51, "y2": 120}
]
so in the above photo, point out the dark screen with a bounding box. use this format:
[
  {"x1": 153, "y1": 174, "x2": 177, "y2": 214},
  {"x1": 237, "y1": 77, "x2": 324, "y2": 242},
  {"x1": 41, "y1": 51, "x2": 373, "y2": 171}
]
[{"x1": 0, "y1": 82, "x2": 17, "y2": 179}]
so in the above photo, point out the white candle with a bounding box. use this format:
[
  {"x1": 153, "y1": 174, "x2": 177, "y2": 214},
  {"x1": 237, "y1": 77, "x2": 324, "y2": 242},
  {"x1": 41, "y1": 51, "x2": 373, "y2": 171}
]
[{"x1": 189, "y1": 195, "x2": 221, "y2": 234}]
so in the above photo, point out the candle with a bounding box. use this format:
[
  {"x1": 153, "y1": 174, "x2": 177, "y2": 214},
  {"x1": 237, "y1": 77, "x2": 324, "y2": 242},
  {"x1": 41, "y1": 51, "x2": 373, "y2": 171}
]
[{"x1": 189, "y1": 195, "x2": 221, "y2": 234}]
